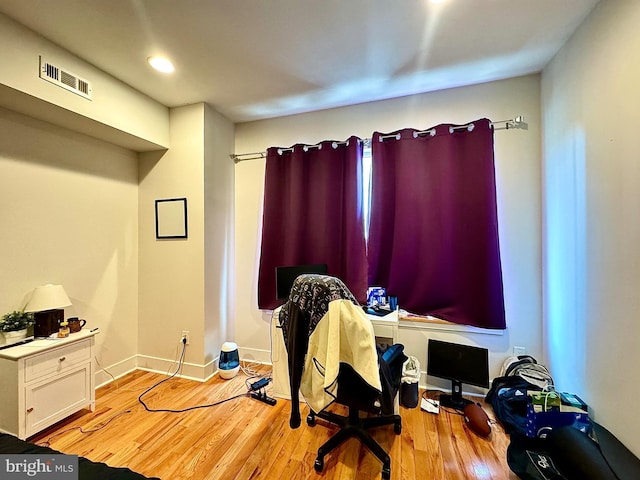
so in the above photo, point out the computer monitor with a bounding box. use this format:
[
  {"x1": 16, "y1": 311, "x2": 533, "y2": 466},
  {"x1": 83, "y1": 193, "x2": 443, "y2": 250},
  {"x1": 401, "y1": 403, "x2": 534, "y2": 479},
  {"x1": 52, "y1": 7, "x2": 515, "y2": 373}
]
[
  {"x1": 427, "y1": 339, "x2": 489, "y2": 410},
  {"x1": 275, "y1": 264, "x2": 328, "y2": 300}
]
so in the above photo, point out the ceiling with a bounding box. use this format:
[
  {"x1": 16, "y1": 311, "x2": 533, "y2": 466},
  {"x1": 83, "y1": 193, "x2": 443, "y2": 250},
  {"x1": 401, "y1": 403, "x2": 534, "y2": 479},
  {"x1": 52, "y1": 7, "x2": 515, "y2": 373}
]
[{"x1": 0, "y1": 0, "x2": 599, "y2": 123}]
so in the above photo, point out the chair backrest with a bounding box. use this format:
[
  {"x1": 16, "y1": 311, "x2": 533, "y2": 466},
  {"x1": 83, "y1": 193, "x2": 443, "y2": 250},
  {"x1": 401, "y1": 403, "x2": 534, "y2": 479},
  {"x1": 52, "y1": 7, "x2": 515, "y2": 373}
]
[
  {"x1": 334, "y1": 362, "x2": 384, "y2": 412},
  {"x1": 279, "y1": 274, "x2": 384, "y2": 423},
  {"x1": 279, "y1": 273, "x2": 358, "y2": 344}
]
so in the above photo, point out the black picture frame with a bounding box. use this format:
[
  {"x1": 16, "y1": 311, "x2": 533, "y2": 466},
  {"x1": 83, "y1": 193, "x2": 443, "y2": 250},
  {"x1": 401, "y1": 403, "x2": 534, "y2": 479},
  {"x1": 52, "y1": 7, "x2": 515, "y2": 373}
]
[{"x1": 155, "y1": 198, "x2": 188, "y2": 239}]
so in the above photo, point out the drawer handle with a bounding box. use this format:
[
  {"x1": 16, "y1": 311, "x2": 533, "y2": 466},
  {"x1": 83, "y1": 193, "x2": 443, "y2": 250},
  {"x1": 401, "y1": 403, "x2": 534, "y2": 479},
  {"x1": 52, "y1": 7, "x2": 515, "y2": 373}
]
[
  {"x1": 59, "y1": 356, "x2": 66, "y2": 362},
  {"x1": 27, "y1": 408, "x2": 34, "y2": 413}
]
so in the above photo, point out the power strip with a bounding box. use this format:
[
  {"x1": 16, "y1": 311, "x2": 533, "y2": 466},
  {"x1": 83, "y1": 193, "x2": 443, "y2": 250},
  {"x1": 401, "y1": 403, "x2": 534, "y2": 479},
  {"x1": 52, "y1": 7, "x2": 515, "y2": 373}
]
[
  {"x1": 421, "y1": 397, "x2": 439, "y2": 414},
  {"x1": 249, "y1": 377, "x2": 271, "y2": 391},
  {"x1": 251, "y1": 391, "x2": 277, "y2": 406}
]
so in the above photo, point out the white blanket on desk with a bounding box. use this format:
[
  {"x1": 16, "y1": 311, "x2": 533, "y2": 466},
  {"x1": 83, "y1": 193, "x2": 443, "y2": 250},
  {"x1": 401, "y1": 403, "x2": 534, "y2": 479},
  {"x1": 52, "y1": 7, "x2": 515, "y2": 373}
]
[{"x1": 300, "y1": 299, "x2": 381, "y2": 413}]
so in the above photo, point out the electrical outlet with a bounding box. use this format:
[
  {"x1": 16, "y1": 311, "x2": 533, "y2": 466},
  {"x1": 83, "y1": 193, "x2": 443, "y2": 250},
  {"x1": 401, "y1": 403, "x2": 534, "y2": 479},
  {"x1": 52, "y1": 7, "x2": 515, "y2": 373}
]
[
  {"x1": 513, "y1": 345, "x2": 526, "y2": 356},
  {"x1": 181, "y1": 331, "x2": 190, "y2": 345}
]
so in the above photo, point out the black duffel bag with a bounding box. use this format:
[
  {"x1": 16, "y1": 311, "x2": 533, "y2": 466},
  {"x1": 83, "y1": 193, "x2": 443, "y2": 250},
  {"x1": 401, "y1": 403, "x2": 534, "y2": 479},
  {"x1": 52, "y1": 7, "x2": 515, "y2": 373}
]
[{"x1": 507, "y1": 422, "x2": 640, "y2": 480}]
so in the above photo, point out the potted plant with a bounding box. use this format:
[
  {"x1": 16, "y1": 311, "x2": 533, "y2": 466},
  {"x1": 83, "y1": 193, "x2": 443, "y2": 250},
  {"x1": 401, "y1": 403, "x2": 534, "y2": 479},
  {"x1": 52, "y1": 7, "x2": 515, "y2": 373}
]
[{"x1": 0, "y1": 310, "x2": 35, "y2": 341}]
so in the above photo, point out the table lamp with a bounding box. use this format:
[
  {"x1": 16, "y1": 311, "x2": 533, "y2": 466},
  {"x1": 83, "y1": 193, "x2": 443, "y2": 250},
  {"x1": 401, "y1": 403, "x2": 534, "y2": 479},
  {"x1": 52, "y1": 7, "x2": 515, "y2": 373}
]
[{"x1": 25, "y1": 284, "x2": 72, "y2": 338}]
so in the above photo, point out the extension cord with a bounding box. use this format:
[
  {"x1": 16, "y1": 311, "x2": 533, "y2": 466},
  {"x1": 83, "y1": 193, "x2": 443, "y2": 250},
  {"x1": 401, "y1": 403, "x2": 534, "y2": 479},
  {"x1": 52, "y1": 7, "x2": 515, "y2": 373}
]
[{"x1": 251, "y1": 391, "x2": 277, "y2": 406}]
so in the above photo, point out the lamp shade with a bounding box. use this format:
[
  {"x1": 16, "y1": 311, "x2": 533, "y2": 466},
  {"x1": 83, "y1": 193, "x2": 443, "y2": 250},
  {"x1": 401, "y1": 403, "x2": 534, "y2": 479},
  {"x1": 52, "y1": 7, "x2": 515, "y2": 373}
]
[{"x1": 25, "y1": 284, "x2": 72, "y2": 312}]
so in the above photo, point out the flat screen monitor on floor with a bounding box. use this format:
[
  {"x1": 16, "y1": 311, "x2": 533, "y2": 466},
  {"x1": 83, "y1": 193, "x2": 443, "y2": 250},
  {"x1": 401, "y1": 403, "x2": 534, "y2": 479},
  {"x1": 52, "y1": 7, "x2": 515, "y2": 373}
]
[
  {"x1": 427, "y1": 339, "x2": 489, "y2": 410},
  {"x1": 275, "y1": 264, "x2": 328, "y2": 300}
]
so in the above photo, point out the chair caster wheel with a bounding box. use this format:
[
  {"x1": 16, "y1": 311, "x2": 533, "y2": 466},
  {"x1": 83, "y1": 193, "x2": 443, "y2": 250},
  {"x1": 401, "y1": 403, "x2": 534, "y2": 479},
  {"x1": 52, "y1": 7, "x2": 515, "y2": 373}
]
[
  {"x1": 307, "y1": 414, "x2": 316, "y2": 426},
  {"x1": 382, "y1": 466, "x2": 391, "y2": 480},
  {"x1": 314, "y1": 458, "x2": 324, "y2": 472},
  {"x1": 394, "y1": 421, "x2": 402, "y2": 435}
]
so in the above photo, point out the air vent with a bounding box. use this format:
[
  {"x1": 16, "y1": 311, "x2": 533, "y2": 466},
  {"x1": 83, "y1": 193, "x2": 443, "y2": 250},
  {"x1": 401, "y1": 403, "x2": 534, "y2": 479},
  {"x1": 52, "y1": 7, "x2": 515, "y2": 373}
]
[{"x1": 39, "y1": 56, "x2": 92, "y2": 100}]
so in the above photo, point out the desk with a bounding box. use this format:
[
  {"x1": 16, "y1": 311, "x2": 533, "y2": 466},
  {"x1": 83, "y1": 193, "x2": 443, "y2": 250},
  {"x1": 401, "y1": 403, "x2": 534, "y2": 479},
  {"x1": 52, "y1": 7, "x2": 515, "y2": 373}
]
[
  {"x1": 368, "y1": 310, "x2": 399, "y2": 350},
  {"x1": 271, "y1": 307, "x2": 399, "y2": 400}
]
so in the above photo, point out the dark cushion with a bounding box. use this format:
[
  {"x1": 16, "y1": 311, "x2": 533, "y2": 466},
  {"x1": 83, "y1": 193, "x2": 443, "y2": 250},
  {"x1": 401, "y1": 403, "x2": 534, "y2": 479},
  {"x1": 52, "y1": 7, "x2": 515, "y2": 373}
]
[
  {"x1": 547, "y1": 426, "x2": 617, "y2": 480},
  {"x1": 0, "y1": 433, "x2": 159, "y2": 480},
  {"x1": 592, "y1": 422, "x2": 640, "y2": 480},
  {"x1": 508, "y1": 422, "x2": 640, "y2": 480}
]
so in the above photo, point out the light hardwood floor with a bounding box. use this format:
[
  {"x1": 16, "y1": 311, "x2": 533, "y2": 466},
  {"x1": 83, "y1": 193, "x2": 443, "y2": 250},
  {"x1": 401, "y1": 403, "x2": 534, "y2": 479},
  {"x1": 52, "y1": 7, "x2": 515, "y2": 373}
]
[{"x1": 30, "y1": 367, "x2": 518, "y2": 479}]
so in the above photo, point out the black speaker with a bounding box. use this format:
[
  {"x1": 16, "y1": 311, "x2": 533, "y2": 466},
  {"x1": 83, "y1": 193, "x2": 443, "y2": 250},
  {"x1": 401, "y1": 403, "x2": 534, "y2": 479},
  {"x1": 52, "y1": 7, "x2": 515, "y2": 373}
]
[{"x1": 34, "y1": 309, "x2": 63, "y2": 338}]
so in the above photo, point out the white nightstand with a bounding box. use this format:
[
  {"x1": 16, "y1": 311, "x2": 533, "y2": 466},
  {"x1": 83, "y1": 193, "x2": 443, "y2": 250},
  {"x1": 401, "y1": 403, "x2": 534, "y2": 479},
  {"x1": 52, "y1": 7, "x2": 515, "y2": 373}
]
[{"x1": 0, "y1": 330, "x2": 97, "y2": 439}]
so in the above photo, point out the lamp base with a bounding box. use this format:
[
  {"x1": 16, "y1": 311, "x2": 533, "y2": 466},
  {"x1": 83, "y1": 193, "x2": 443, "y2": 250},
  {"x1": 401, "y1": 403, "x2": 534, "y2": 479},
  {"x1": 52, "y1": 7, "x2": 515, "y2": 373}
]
[{"x1": 34, "y1": 309, "x2": 63, "y2": 338}]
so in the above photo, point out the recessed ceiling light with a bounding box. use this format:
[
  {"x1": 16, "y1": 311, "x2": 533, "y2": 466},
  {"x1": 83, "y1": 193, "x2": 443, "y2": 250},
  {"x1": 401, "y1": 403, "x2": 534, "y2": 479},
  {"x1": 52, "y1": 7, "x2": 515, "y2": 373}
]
[{"x1": 147, "y1": 56, "x2": 175, "y2": 73}]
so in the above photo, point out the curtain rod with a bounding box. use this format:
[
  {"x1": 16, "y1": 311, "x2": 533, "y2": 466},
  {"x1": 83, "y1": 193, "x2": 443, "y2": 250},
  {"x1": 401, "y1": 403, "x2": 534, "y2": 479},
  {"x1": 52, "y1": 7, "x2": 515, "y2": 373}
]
[{"x1": 230, "y1": 116, "x2": 528, "y2": 163}]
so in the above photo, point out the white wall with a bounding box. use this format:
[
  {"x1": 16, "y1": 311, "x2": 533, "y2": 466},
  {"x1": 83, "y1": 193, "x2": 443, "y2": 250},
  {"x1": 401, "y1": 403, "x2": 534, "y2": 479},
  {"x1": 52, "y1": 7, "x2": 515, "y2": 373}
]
[
  {"x1": 0, "y1": 12, "x2": 168, "y2": 151},
  {"x1": 234, "y1": 74, "x2": 542, "y2": 386},
  {"x1": 0, "y1": 8, "x2": 236, "y2": 382},
  {"x1": 138, "y1": 104, "x2": 208, "y2": 379},
  {"x1": 542, "y1": 0, "x2": 640, "y2": 456},
  {"x1": 0, "y1": 101, "x2": 234, "y2": 385},
  {"x1": 0, "y1": 106, "x2": 139, "y2": 377},
  {"x1": 0, "y1": 5, "x2": 234, "y2": 385},
  {"x1": 138, "y1": 103, "x2": 235, "y2": 380},
  {"x1": 203, "y1": 104, "x2": 236, "y2": 365}
]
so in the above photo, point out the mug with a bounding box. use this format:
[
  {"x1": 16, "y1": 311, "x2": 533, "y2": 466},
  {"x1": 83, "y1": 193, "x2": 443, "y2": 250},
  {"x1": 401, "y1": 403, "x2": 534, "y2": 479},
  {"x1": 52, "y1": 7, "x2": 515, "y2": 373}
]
[{"x1": 67, "y1": 318, "x2": 86, "y2": 333}]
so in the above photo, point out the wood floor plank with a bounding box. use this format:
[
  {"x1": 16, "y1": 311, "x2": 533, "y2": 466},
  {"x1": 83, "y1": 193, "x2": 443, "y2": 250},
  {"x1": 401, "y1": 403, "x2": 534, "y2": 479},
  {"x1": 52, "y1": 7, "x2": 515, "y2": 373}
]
[
  {"x1": 232, "y1": 404, "x2": 287, "y2": 479},
  {"x1": 28, "y1": 367, "x2": 518, "y2": 479},
  {"x1": 404, "y1": 405, "x2": 428, "y2": 477}
]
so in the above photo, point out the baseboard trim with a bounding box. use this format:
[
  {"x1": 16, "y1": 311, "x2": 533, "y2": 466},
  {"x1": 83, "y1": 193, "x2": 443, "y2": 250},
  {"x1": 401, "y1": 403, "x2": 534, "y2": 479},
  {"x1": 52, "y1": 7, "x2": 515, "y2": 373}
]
[
  {"x1": 136, "y1": 354, "x2": 216, "y2": 382},
  {"x1": 94, "y1": 354, "x2": 137, "y2": 389},
  {"x1": 238, "y1": 346, "x2": 272, "y2": 365}
]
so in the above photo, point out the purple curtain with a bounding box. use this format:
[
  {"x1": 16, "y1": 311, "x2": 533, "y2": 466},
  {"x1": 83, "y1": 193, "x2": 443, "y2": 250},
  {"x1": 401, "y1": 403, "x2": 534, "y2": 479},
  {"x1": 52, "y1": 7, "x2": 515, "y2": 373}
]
[
  {"x1": 367, "y1": 118, "x2": 506, "y2": 329},
  {"x1": 257, "y1": 137, "x2": 368, "y2": 310}
]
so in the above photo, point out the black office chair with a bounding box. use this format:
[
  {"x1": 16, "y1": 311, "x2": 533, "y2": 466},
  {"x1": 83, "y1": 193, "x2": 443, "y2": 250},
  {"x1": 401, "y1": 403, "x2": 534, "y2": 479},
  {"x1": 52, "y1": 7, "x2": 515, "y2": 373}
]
[{"x1": 278, "y1": 274, "x2": 404, "y2": 480}]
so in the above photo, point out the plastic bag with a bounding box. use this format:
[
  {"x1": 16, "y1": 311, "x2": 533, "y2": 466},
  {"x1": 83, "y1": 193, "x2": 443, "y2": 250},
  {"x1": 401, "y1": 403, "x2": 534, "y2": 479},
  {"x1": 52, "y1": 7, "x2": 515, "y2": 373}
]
[
  {"x1": 401, "y1": 355, "x2": 420, "y2": 383},
  {"x1": 400, "y1": 356, "x2": 420, "y2": 408}
]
